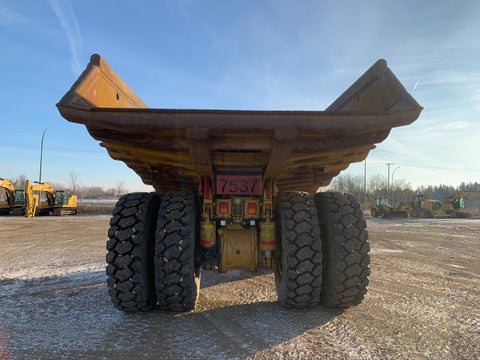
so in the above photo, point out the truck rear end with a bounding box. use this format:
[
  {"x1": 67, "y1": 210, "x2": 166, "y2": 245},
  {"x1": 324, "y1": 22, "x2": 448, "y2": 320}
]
[{"x1": 57, "y1": 54, "x2": 422, "y2": 312}]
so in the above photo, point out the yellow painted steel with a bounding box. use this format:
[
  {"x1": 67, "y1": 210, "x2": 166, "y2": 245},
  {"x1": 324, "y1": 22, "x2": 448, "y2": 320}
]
[
  {"x1": 24, "y1": 182, "x2": 77, "y2": 217},
  {"x1": 25, "y1": 180, "x2": 38, "y2": 218},
  {"x1": 0, "y1": 179, "x2": 15, "y2": 209},
  {"x1": 200, "y1": 221, "x2": 216, "y2": 247},
  {"x1": 218, "y1": 225, "x2": 257, "y2": 273},
  {"x1": 58, "y1": 55, "x2": 423, "y2": 194},
  {"x1": 260, "y1": 221, "x2": 275, "y2": 252},
  {"x1": 68, "y1": 54, "x2": 146, "y2": 109}
]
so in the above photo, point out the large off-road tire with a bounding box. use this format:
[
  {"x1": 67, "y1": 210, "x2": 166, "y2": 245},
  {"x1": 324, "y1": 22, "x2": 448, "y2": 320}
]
[
  {"x1": 154, "y1": 192, "x2": 200, "y2": 312},
  {"x1": 11, "y1": 208, "x2": 25, "y2": 216},
  {"x1": 314, "y1": 191, "x2": 370, "y2": 308},
  {"x1": 106, "y1": 192, "x2": 160, "y2": 312},
  {"x1": 420, "y1": 208, "x2": 431, "y2": 218},
  {"x1": 274, "y1": 192, "x2": 323, "y2": 308}
]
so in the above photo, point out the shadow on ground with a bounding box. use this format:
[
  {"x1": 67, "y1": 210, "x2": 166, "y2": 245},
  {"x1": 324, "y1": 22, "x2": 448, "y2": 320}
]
[{"x1": 1, "y1": 269, "x2": 341, "y2": 360}]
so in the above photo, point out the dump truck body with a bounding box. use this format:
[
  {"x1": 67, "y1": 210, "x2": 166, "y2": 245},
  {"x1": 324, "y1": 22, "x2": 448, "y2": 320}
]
[
  {"x1": 57, "y1": 54, "x2": 422, "y2": 312},
  {"x1": 58, "y1": 55, "x2": 421, "y2": 194}
]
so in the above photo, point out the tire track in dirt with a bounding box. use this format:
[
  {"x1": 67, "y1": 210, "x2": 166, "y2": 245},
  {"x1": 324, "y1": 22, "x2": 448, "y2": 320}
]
[{"x1": 1, "y1": 216, "x2": 480, "y2": 359}]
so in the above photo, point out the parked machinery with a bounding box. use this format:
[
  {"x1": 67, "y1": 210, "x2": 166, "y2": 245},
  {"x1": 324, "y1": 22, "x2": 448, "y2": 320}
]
[
  {"x1": 409, "y1": 194, "x2": 448, "y2": 219},
  {"x1": 0, "y1": 178, "x2": 27, "y2": 215},
  {"x1": 443, "y1": 191, "x2": 480, "y2": 218},
  {"x1": 362, "y1": 194, "x2": 409, "y2": 218},
  {"x1": 25, "y1": 181, "x2": 77, "y2": 217}
]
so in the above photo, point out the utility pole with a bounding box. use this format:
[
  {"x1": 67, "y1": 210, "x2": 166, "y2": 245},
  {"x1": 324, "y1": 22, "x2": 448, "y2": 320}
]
[{"x1": 364, "y1": 159, "x2": 367, "y2": 198}]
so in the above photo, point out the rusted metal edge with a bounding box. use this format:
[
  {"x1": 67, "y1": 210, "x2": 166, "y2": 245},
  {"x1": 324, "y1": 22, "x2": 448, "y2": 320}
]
[
  {"x1": 56, "y1": 105, "x2": 422, "y2": 135},
  {"x1": 56, "y1": 54, "x2": 423, "y2": 193},
  {"x1": 57, "y1": 54, "x2": 422, "y2": 135}
]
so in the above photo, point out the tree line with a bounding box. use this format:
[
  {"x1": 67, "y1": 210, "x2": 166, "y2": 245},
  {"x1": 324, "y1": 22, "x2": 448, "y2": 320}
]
[
  {"x1": 321, "y1": 174, "x2": 480, "y2": 204},
  {"x1": 7, "y1": 173, "x2": 479, "y2": 203},
  {"x1": 7, "y1": 174, "x2": 128, "y2": 200}
]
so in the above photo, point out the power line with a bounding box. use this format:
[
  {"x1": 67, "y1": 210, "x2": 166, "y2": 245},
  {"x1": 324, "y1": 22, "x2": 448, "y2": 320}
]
[{"x1": 353, "y1": 161, "x2": 480, "y2": 172}]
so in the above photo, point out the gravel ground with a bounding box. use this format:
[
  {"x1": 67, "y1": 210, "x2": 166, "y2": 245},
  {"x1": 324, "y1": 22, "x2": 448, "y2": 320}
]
[{"x1": 0, "y1": 215, "x2": 479, "y2": 359}]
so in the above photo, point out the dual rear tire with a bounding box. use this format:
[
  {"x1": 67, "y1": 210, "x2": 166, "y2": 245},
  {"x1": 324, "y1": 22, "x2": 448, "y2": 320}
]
[
  {"x1": 106, "y1": 192, "x2": 200, "y2": 312},
  {"x1": 107, "y1": 190, "x2": 370, "y2": 312},
  {"x1": 275, "y1": 191, "x2": 370, "y2": 309}
]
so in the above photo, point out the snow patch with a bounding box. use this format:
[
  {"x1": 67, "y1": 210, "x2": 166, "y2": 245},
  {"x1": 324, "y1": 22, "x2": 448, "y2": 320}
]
[
  {"x1": 370, "y1": 249, "x2": 404, "y2": 254},
  {"x1": 2, "y1": 263, "x2": 106, "y2": 280}
]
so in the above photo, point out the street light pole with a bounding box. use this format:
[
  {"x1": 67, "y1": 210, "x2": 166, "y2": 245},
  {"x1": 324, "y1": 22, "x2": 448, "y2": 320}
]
[
  {"x1": 391, "y1": 167, "x2": 400, "y2": 203},
  {"x1": 364, "y1": 159, "x2": 367, "y2": 198},
  {"x1": 39, "y1": 128, "x2": 50, "y2": 183},
  {"x1": 386, "y1": 162, "x2": 393, "y2": 199}
]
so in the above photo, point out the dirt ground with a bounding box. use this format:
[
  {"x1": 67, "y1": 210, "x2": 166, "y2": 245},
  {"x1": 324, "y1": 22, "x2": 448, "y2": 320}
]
[{"x1": 0, "y1": 215, "x2": 479, "y2": 359}]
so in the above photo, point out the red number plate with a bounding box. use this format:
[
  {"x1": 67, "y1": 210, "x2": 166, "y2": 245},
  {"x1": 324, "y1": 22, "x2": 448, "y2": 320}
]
[{"x1": 216, "y1": 175, "x2": 262, "y2": 195}]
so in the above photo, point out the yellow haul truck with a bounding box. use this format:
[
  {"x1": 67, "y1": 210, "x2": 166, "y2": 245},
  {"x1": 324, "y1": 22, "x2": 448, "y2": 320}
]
[{"x1": 57, "y1": 54, "x2": 422, "y2": 312}]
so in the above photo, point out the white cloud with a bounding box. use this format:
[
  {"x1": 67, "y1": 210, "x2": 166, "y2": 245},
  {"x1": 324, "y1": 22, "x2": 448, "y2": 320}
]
[
  {"x1": 48, "y1": 0, "x2": 83, "y2": 75},
  {"x1": 0, "y1": 3, "x2": 28, "y2": 27},
  {"x1": 438, "y1": 121, "x2": 471, "y2": 130}
]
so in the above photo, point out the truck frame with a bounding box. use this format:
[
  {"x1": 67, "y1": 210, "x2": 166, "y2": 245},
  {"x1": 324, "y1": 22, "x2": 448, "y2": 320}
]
[{"x1": 57, "y1": 54, "x2": 422, "y2": 312}]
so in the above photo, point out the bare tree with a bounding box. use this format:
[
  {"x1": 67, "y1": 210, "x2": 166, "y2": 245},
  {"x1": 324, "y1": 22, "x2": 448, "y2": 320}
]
[
  {"x1": 69, "y1": 172, "x2": 79, "y2": 193},
  {"x1": 367, "y1": 174, "x2": 388, "y2": 197},
  {"x1": 391, "y1": 178, "x2": 413, "y2": 204},
  {"x1": 321, "y1": 173, "x2": 414, "y2": 206},
  {"x1": 84, "y1": 186, "x2": 105, "y2": 199},
  {"x1": 13, "y1": 175, "x2": 27, "y2": 189},
  {"x1": 320, "y1": 174, "x2": 365, "y2": 202},
  {"x1": 115, "y1": 181, "x2": 126, "y2": 198}
]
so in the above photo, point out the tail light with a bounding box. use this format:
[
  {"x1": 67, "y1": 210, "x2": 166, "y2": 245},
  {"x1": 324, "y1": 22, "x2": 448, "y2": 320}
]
[
  {"x1": 247, "y1": 202, "x2": 257, "y2": 215},
  {"x1": 219, "y1": 202, "x2": 229, "y2": 214}
]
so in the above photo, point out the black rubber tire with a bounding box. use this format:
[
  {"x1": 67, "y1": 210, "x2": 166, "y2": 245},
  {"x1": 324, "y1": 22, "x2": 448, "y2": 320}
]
[
  {"x1": 106, "y1": 192, "x2": 160, "y2": 312},
  {"x1": 154, "y1": 192, "x2": 201, "y2": 312},
  {"x1": 314, "y1": 191, "x2": 370, "y2": 308},
  {"x1": 274, "y1": 192, "x2": 323, "y2": 308},
  {"x1": 11, "y1": 208, "x2": 25, "y2": 216},
  {"x1": 411, "y1": 208, "x2": 419, "y2": 218},
  {"x1": 420, "y1": 208, "x2": 431, "y2": 218}
]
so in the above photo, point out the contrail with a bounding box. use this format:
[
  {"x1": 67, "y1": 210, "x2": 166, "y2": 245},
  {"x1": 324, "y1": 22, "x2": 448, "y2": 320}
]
[
  {"x1": 48, "y1": 0, "x2": 83, "y2": 75},
  {"x1": 413, "y1": 79, "x2": 420, "y2": 91}
]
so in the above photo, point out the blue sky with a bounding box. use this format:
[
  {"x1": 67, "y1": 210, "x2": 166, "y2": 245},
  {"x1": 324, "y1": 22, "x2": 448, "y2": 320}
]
[{"x1": 1, "y1": 0, "x2": 479, "y2": 192}]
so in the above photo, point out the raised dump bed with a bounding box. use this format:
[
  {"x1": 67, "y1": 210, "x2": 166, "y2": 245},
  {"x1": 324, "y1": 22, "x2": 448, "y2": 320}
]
[{"x1": 57, "y1": 54, "x2": 422, "y2": 312}]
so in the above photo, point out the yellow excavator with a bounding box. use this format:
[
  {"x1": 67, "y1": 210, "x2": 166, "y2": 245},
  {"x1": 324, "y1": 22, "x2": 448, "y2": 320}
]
[
  {"x1": 443, "y1": 191, "x2": 480, "y2": 218},
  {"x1": 362, "y1": 194, "x2": 409, "y2": 218},
  {"x1": 25, "y1": 181, "x2": 77, "y2": 217},
  {"x1": 0, "y1": 178, "x2": 27, "y2": 215}
]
